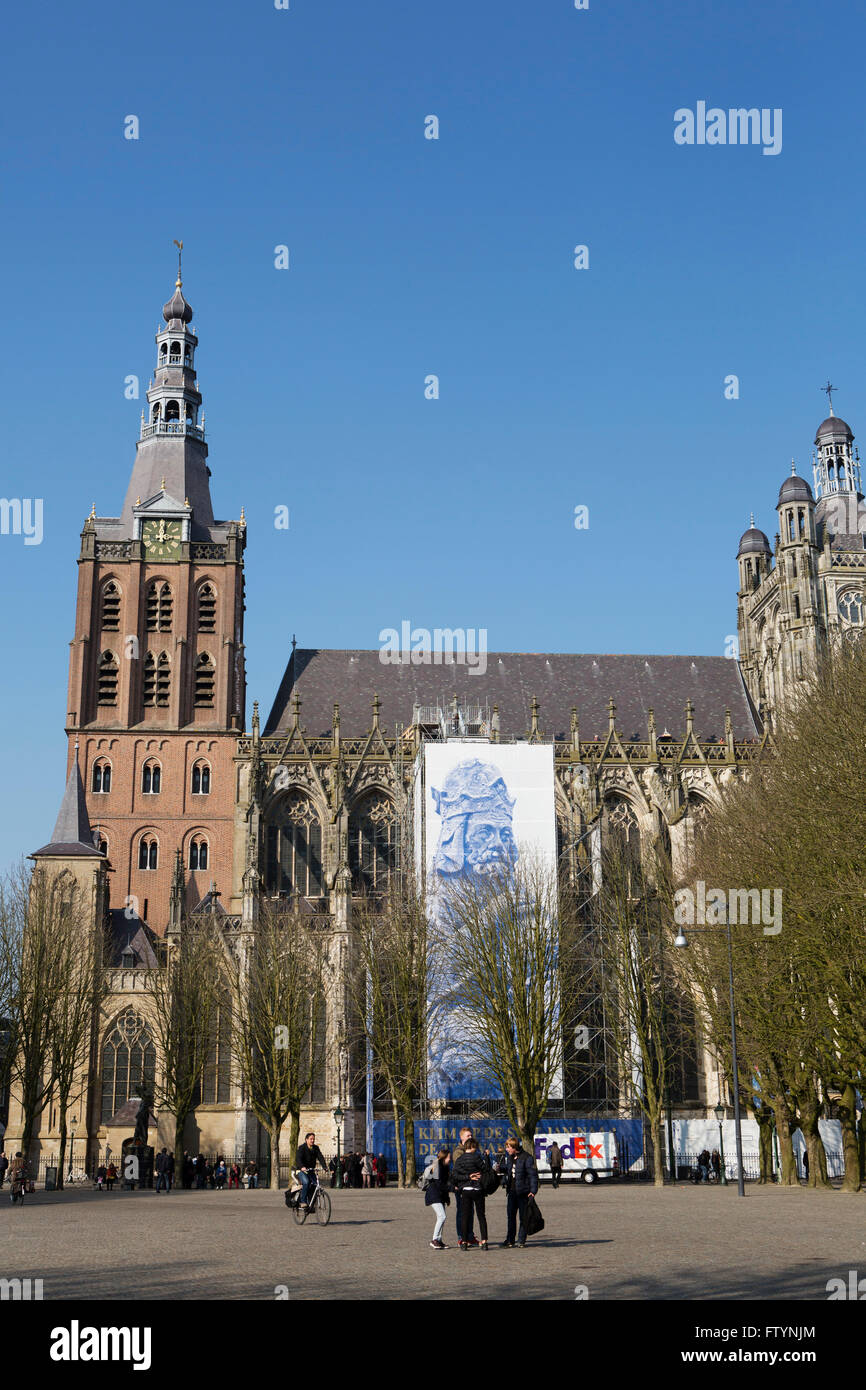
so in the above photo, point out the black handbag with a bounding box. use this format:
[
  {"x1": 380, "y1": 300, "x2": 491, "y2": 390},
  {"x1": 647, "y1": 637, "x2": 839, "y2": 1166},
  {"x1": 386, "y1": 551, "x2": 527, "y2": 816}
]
[
  {"x1": 480, "y1": 1158, "x2": 501, "y2": 1196},
  {"x1": 524, "y1": 1196, "x2": 545, "y2": 1236}
]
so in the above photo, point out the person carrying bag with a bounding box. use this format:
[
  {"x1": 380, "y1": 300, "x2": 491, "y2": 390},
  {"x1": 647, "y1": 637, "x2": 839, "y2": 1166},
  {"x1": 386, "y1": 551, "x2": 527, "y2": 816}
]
[{"x1": 496, "y1": 1136, "x2": 541, "y2": 1247}]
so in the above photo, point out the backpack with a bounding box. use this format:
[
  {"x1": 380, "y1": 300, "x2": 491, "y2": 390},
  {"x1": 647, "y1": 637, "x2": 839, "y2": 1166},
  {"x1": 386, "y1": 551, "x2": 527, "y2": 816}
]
[{"x1": 417, "y1": 1159, "x2": 437, "y2": 1192}]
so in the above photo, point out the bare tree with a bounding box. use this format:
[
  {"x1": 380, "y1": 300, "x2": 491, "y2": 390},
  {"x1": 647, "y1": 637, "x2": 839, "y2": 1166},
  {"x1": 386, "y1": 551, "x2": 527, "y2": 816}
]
[
  {"x1": 149, "y1": 914, "x2": 225, "y2": 1169},
  {"x1": 351, "y1": 875, "x2": 436, "y2": 1186},
  {"x1": 589, "y1": 842, "x2": 684, "y2": 1186},
  {"x1": 0, "y1": 862, "x2": 101, "y2": 1164},
  {"x1": 436, "y1": 855, "x2": 577, "y2": 1156},
  {"x1": 230, "y1": 898, "x2": 329, "y2": 1190}
]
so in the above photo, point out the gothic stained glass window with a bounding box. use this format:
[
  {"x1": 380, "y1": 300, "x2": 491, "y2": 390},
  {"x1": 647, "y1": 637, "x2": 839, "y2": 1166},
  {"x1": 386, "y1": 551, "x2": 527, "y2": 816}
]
[
  {"x1": 838, "y1": 590, "x2": 863, "y2": 626},
  {"x1": 349, "y1": 794, "x2": 396, "y2": 894},
  {"x1": 100, "y1": 1009, "x2": 156, "y2": 1122},
  {"x1": 265, "y1": 796, "x2": 323, "y2": 897}
]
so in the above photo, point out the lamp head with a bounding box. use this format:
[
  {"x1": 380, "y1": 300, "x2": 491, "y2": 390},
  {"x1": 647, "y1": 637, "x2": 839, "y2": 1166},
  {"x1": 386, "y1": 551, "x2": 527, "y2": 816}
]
[{"x1": 674, "y1": 930, "x2": 689, "y2": 949}]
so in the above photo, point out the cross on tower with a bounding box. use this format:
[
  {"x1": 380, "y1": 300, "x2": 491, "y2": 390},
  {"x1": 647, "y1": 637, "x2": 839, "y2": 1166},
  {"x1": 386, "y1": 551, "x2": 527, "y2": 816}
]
[{"x1": 822, "y1": 380, "x2": 837, "y2": 415}]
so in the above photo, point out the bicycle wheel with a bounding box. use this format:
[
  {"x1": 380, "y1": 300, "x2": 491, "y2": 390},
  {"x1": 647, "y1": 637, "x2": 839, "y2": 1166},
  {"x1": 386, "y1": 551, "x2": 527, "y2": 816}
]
[
  {"x1": 291, "y1": 1194, "x2": 308, "y2": 1225},
  {"x1": 314, "y1": 1189, "x2": 331, "y2": 1225}
]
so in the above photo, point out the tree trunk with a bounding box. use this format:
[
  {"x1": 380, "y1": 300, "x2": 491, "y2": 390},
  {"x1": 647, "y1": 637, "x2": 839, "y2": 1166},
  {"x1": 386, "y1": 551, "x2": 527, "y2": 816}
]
[
  {"x1": 799, "y1": 1098, "x2": 830, "y2": 1188},
  {"x1": 391, "y1": 1097, "x2": 404, "y2": 1187},
  {"x1": 287, "y1": 1109, "x2": 300, "y2": 1173},
  {"x1": 755, "y1": 1111, "x2": 773, "y2": 1184},
  {"x1": 174, "y1": 1113, "x2": 186, "y2": 1172},
  {"x1": 401, "y1": 1104, "x2": 417, "y2": 1187},
  {"x1": 57, "y1": 1103, "x2": 68, "y2": 1191},
  {"x1": 269, "y1": 1122, "x2": 282, "y2": 1190},
  {"x1": 837, "y1": 1082, "x2": 861, "y2": 1193},
  {"x1": 770, "y1": 1094, "x2": 798, "y2": 1185},
  {"x1": 860, "y1": 1110, "x2": 866, "y2": 1185}
]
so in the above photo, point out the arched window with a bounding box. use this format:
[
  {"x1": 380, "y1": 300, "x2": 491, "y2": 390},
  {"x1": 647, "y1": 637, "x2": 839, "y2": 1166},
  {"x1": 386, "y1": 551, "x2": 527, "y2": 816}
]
[
  {"x1": 100, "y1": 581, "x2": 121, "y2": 633},
  {"x1": 265, "y1": 795, "x2": 323, "y2": 896},
  {"x1": 142, "y1": 760, "x2": 161, "y2": 794},
  {"x1": 349, "y1": 794, "x2": 396, "y2": 893},
  {"x1": 188, "y1": 837, "x2": 209, "y2": 871},
  {"x1": 159, "y1": 342, "x2": 168, "y2": 360},
  {"x1": 787, "y1": 511, "x2": 795, "y2": 542},
  {"x1": 151, "y1": 402, "x2": 161, "y2": 422},
  {"x1": 101, "y1": 1009, "x2": 156, "y2": 1122},
  {"x1": 96, "y1": 835, "x2": 108, "y2": 856},
  {"x1": 798, "y1": 509, "x2": 805, "y2": 538},
  {"x1": 92, "y1": 759, "x2": 112, "y2": 793},
  {"x1": 98, "y1": 651, "x2": 118, "y2": 706},
  {"x1": 197, "y1": 583, "x2": 216, "y2": 633},
  {"x1": 194, "y1": 653, "x2": 215, "y2": 707},
  {"x1": 191, "y1": 761, "x2": 211, "y2": 795},
  {"x1": 838, "y1": 590, "x2": 864, "y2": 626},
  {"x1": 138, "y1": 836, "x2": 158, "y2": 871},
  {"x1": 603, "y1": 797, "x2": 641, "y2": 891},
  {"x1": 793, "y1": 594, "x2": 801, "y2": 619},
  {"x1": 165, "y1": 399, "x2": 180, "y2": 422},
  {"x1": 146, "y1": 581, "x2": 173, "y2": 632},
  {"x1": 170, "y1": 340, "x2": 181, "y2": 359}
]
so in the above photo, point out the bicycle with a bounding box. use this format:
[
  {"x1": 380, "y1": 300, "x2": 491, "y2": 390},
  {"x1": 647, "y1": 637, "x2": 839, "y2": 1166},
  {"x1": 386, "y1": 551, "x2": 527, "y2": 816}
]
[{"x1": 286, "y1": 1170, "x2": 331, "y2": 1226}]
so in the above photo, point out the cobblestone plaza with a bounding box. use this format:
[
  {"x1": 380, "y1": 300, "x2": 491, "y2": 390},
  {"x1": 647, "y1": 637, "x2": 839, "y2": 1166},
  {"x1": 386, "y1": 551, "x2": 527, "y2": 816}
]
[{"x1": 3, "y1": 1184, "x2": 863, "y2": 1302}]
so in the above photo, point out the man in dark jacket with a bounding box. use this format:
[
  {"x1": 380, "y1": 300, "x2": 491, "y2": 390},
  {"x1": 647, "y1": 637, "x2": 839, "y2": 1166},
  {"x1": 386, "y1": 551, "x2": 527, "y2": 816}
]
[
  {"x1": 497, "y1": 1136, "x2": 539, "y2": 1247},
  {"x1": 452, "y1": 1126, "x2": 478, "y2": 1246},
  {"x1": 295, "y1": 1132, "x2": 328, "y2": 1208},
  {"x1": 548, "y1": 1140, "x2": 564, "y2": 1189},
  {"x1": 155, "y1": 1147, "x2": 175, "y2": 1194},
  {"x1": 451, "y1": 1138, "x2": 489, "y2": 1249}
]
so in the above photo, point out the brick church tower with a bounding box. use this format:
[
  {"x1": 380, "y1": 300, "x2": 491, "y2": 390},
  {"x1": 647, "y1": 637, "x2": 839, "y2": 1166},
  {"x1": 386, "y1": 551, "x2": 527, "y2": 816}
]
[{"x1": 65, "y1": 260, "x2": 246, "y2": 930}]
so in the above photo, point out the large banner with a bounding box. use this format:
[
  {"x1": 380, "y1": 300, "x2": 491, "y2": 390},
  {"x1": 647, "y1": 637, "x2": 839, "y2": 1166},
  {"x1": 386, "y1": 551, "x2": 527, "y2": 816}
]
[
  {"x1": 371, "y1": 1116, "x2": 644, "y2": 1175},
  {"x1": 415, "y1": 743, "x2": 557, "y2": 1101}
]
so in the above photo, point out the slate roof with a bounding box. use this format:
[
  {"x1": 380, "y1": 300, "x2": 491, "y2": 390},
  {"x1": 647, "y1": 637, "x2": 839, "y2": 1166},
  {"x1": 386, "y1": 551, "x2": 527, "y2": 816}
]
[
  {"x1": 32, "y1": 757, "x2": 103, "y2": 859},
  {"x1": 264, "y1": 649, "x2": 761, "y2": 741},
  {"x1": 107, "y1": 912, "x2": 160, "y2": 969}
]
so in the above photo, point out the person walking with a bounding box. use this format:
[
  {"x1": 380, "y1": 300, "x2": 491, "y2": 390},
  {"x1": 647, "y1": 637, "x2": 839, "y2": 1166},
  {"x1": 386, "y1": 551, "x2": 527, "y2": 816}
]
[
  {"x1": 424, "y1": 1146, "x2": 452, "y2": 1249},
  {"x1": 362, "y1": 1151, "x2": 373, "y2": 1188},
  {"x1": 451, "y1": 1138, "x2": 489, "y2": 1251},
  {"x1": 497, "y1": 1136, "x2": 539, "y2": 1248},
  {"x1": 548, "y1": 1140, "x2": 563, "y2": 1189},
  {"x1": 95, "y1": 1164, "x2": 107, "y2": 1191},
  {"x1": 453, "y1": 1126, "x2": 479, "y2": 1247},
  {"x1": 8, "y1": 1152, "x2": 27, "y2": 1204},
  {"x1": 377, "y1": 1153, "x2": 388, "y2": 1188},
  {"x1": 711, "y1": 1149, "x2": 722, "y2": 1183},
  {"x1": 182, "y1": 1152, "x2": 194, "y2": 1190},
  {"x1": 105, "y1": 1161, "x2": 117, "y2": 1191},
  {"x1": 698, "y1": 1148, "x2": 711, "y2": 1183},
  {"x1": 155, "y1": 1147, "x2": 174, "y2": 1194}
]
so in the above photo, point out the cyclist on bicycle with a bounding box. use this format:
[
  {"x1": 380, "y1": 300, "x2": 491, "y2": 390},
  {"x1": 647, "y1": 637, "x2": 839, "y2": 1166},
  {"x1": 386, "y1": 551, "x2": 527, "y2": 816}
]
[{"x1": 295, "y1": 1132, "x2": 328, "y2": 1209}]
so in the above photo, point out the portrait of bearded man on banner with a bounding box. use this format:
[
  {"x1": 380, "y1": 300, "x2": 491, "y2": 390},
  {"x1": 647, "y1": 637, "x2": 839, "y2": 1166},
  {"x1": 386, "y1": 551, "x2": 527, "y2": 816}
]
[{"x1": 431, "y1": 757, "x2": 518, "y2": 880}]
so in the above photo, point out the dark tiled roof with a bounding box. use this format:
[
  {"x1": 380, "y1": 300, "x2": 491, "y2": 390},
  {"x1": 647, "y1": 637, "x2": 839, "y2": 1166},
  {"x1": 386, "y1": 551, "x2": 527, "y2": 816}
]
[
  {"x1": 264, "y1": 649, "x2": 760, "y2": 741},
  {"x1": 107, "y1": 913, "x2": 160, "y2": 969}
]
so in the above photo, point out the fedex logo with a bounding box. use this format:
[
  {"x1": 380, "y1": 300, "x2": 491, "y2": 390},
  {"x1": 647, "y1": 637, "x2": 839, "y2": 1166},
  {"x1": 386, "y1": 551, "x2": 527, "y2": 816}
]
[{"x1": 535, "y1": 1134, "x2": 604, "y2": 1164}]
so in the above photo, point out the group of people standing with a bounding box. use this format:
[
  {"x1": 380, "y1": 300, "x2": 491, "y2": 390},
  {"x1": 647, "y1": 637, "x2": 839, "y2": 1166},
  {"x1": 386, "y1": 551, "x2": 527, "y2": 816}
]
[
  {"x1": 423, "y1": 1127, "x2": 540, "y2": 1251},
  {"x1": 695, "y1": 1149, "x2": 724, "y2": 1183},
  {"x1": 329, "y1": 1150, "x2": 389, "y2": 1188}
]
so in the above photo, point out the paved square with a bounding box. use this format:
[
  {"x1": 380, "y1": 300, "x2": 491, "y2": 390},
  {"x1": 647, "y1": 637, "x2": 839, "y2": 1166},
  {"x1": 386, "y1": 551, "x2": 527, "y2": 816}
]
[{"x1": 2, "y1": 1182, "x2": 864, "y2": 1300}]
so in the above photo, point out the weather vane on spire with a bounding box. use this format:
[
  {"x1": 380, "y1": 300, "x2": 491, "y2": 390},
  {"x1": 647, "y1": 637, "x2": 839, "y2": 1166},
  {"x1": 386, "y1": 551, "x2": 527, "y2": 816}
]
[
  {"x1": 822, "y1": 379, "x2": 836, "y2": 415},
  {"x1": 173, "y1": 238, "x2": 183, "y2": 288}
]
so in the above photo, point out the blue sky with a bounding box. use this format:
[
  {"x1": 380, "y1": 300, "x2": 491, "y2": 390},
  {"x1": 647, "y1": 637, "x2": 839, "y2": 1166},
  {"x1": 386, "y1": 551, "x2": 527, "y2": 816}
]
[{"x1": 1, "y1": 0, "x2": 863, "y2": 864}]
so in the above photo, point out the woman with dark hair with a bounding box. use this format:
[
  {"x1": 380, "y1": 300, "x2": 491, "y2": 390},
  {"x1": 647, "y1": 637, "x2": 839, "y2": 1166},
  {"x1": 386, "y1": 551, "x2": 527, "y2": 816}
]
[{"x1": 424, "y1": 1146, "x2": 452, "y2": 1249}]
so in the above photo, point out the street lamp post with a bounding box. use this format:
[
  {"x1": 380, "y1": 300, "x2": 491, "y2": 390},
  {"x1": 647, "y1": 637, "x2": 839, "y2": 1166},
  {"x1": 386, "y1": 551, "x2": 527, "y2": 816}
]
[
  {"x1": 675, "y1": 919, "x2": 746, "y2": 1198},
  {"x1": 713, "y1": 1101, "x2": 728, "y2": 1186},
  {"x1": 68, "y1": 1116, "x2": 78, "y2": 1184},
  {"x1": 333, "y1": 1105, "x2": 344, "y2": 1190}
]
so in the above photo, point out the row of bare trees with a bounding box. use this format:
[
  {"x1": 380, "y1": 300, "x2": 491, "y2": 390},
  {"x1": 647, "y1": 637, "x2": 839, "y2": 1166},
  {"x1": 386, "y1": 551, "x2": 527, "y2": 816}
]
[{"x1": 671, "y1": 638, "x2": 866, "y2": 1192}]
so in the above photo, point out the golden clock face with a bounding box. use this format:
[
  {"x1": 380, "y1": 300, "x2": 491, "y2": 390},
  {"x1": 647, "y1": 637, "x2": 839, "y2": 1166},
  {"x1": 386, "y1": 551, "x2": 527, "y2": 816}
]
[{"x1": 142, "y1": 518, "x2": 181, "y2": 559}]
